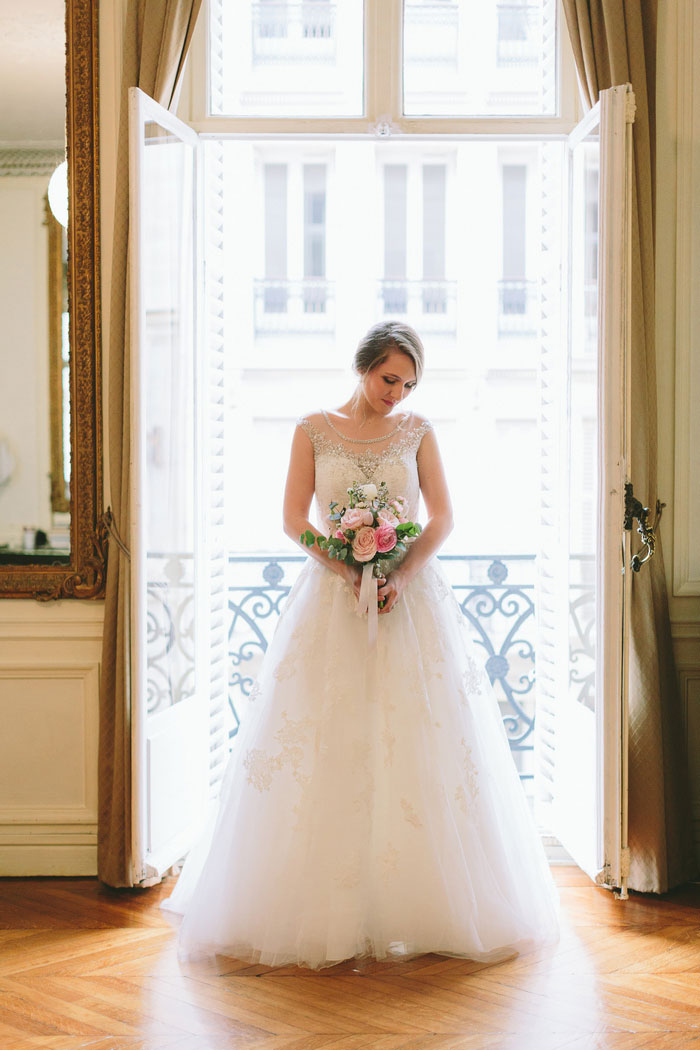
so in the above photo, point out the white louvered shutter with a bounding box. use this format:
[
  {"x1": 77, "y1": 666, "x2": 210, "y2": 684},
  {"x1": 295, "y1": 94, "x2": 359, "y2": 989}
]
[
  {"x1": 534, "y1": 139, "x2": 567, "y2": 830},
  {"x1": 535, "y1": 86, "x2": 634, "y2": 890},
  {"x1": 129, "y1": 87, "x2": 227, "y2": 883},
  {"x1": 202, "y1": 139, "x2": 229, "y2": 799}
]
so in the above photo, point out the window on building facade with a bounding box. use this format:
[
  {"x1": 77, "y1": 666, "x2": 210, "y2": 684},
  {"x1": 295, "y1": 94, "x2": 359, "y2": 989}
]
[
  {"x1": 500, "y1": 163, "x2": 529, "y2": 327},
  {"x1": 263, "y1": 163, "x2": 287, "y2": 313},
  {"x1": 303, "y1": 163, "x2": 327, "y2": 312},
  {"x1": 383, "y1": 164, "x2": 408, "y2": 313},
  {"x1": 422, "y1": 164, "x2": 447, "y2": 313}
]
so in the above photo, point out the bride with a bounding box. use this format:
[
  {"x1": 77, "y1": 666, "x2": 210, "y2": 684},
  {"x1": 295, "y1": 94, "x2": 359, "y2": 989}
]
[{"x1": 161, "y1": 320, "x2": 559, "y2": 968}]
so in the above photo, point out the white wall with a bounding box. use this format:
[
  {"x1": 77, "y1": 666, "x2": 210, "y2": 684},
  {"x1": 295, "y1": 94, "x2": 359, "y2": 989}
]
[{"x1": 0, "y1": 601, "x2": 103, "y2": 874}]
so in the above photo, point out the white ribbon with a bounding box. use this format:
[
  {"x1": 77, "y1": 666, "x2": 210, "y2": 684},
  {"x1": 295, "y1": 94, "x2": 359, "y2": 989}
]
[{"x1": 357, "y1": 562, "x2": 378, "y2": 647}]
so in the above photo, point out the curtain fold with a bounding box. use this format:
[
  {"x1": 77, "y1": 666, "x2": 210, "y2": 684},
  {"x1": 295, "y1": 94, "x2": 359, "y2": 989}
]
[
  {"x1": 562, "y1": 0, "x2": 697, "y2": 891},
  {"x1": 99, "y1": 0, "x2": 203, "y2": 888}
]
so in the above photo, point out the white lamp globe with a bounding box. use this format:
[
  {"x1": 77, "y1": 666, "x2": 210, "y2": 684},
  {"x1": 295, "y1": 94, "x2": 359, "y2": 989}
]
[{"x1": 48, "y1": 161, "x2": 69, "y2": 228}]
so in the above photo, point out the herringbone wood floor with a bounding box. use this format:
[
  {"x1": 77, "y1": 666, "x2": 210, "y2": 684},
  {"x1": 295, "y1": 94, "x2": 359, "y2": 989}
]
[{"x1": 1, "y1": 866, "x2": 700, "y2": 1049}]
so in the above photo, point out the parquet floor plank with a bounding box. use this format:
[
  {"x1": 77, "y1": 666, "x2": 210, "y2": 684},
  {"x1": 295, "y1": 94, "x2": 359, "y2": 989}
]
[
  {"x1": 143, "y1": 973, "x2": 316, "y2": 1038},
  {"x1": 1, "y1": 868, "x2": 700, "y2": 1049},
  {"x1": 552, "y1": 888, "x2": 700, "y2": 928},
  {"x1": 0, "y1": 929, "x2": 175, "y2": 978},
  {"x1": 468, "y1": 971, "x2": 700, "y2": 1034},
  {"x1": 148, "y1": 971, "x2": 405, "y2": 1036}
]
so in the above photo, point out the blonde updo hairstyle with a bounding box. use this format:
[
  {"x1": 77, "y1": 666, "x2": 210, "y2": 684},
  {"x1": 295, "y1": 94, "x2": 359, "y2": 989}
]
[{"x1": 351, "y1": 322, "x2": 425, "y2": 410}]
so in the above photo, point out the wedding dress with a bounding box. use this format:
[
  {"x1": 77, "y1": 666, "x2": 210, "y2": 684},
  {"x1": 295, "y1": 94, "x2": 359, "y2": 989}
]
[{"x1": 161, "y1": 410, "x2": 559, "y2": 968}]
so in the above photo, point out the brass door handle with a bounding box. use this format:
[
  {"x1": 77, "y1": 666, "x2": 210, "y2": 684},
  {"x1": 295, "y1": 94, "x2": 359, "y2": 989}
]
[{"x1": 623, "y1": 482, "x2": 664, "y2": 572}]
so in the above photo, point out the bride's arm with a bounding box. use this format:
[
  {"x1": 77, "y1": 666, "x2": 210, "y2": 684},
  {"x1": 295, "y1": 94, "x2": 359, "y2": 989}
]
[
  {"x1": 378, "y1": 427, "x2": 453, "y2": 612},
  {"x1": 282, "y1": 424, "x2": 361, "y2": 593}
]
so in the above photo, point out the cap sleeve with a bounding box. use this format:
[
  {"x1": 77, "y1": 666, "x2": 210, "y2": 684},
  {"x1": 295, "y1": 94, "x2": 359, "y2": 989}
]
[
  {"x1": 296, "y1": 415, "x2": 323, "y2": 454},
  {"x1": 412, "y1": 417, "x2": 434, "y2": 449}
]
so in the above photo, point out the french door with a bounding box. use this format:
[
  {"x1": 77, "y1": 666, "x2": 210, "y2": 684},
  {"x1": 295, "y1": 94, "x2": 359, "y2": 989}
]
[
  {"x1": 536, "y1": 84, "x2": 634, "y2": 893},
  {"x1": 128, "y1": 87, "x2": 227, "y2": 884},
  {"x1": 128, "y1": 83, "x2": 635, "y2": 890}
]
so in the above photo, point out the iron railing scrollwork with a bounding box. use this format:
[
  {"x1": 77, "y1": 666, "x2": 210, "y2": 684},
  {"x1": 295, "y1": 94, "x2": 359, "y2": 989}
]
[
  {"x1": 145, "y1": 553, "x2": 196, "y2": 716},
  {"x1": 228, "y1": 553, "x2": 540, "y2": 783},
  {"x1": 139, "y1": 551, "x2": 599, "y2": 785}
]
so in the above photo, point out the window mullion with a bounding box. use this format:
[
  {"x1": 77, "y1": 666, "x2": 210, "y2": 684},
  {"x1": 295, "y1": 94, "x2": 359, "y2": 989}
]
[{"x1": 365, "y1": 0, "x2": 403, "y2": 124}]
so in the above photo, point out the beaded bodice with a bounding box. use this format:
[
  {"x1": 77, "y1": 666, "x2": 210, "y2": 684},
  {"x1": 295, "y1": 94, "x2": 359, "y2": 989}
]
[{"x1": 297, "y1": 412, "x2": 433, "y2": 534}]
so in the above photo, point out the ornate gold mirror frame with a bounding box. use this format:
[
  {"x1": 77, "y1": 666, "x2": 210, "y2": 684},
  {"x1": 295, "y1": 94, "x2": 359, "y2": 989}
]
[{"x1": 0, "y1": 0, "x2": 106, "y2": 600}]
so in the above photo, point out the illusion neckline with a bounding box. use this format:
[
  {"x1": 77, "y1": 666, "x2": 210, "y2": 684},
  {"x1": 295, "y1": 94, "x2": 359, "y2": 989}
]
[{"x1": 321, "y1": 408, "x2": 412, "y2": 445}]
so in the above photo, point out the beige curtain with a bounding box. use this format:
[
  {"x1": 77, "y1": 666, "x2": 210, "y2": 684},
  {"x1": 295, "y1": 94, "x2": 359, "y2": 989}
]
[
  {"x1": 99, "y1": 0, "x2": 202, "y2": 888},
  {"x1": 563, "y1": 0, "x2": 697, "y2": 891}
]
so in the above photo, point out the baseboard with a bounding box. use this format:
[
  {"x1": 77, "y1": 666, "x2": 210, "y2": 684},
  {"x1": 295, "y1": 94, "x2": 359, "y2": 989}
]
[
  {"x1": 672, "y1": 620, "x2": 700, "y2": 669},
  {"x1": 0, "y1": 823, "x2": 97, "y2": 876},
  {"x1": 0, "y1": 844, "x2": 97, "y2": 876}
]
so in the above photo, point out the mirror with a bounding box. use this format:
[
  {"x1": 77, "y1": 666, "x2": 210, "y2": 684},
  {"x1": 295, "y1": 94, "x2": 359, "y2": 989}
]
[{"x1": 0, "y1": 0, "x2": 105, "y2": 599}]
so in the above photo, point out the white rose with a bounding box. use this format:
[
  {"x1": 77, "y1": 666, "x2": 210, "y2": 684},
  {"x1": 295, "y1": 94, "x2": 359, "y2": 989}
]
[{"x1": 359, "y1": 483, "x2": 378, "y2": 501}]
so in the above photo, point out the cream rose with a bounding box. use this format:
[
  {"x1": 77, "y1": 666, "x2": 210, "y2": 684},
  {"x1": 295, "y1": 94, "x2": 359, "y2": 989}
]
[
  {"x1": 378, "y1": 507, "x2": 400, "y2": 527},
  {"x1": 351, "y1": 525, "x2": 378, "y2": 562},
  {"x1": 340, "y1": 507, "x2": 373, "y2": 530},
  {"x1": 359, "y1": 483, "x2": 378, "y2": 501}
]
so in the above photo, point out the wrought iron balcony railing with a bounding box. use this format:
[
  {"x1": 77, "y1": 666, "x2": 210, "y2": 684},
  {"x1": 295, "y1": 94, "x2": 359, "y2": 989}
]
[
  {"x1": 252, "y1": 2, "x2": 336, "y2": 65},
  {"x1": 142, "y1": 550, "x2": 595, "y2": 792},
  {"x1": 228, "y1": 553, "x2": 538, "y2": 782},
  {"x1": 403, "y1": 1, "x2": 460, "y2": 66},
  {"x1": 496, "y1": 4, "x2": 541, "y2": 66},
  {"x1": 254, "y1": 278, "x2": 335, "y2": 334},
  {"x1": 497, "y1": 278, "x2": 539, "y2": 337},
  {"x1": 378, "y1": 279, "x2": 457, "y2": 334}
]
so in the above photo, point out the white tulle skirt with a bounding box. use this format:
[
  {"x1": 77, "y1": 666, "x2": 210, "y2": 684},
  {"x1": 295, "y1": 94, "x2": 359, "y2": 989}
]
[{"x1": 161, "y1": 556, "x2": 559, "y2": 969}]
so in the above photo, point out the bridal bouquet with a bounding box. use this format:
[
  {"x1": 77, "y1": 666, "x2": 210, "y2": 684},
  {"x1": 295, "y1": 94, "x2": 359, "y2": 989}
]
[
  {"x1": 299, "y1": 480, "x2": 422, "y2": 569},
  {"x1": 300, "y1": 482, "x2": 421, "y2": 643}
]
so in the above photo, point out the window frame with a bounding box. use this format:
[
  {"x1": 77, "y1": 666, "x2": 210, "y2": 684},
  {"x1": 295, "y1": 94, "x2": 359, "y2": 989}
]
[{"x1": 180, "y1": 0, "x2": 581, "y2": 136}]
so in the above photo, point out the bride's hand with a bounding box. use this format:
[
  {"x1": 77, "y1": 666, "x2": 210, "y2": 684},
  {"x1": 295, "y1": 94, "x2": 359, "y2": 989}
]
[{"x1": 377, "y1": 570, "x2": 405, "y2": 615}]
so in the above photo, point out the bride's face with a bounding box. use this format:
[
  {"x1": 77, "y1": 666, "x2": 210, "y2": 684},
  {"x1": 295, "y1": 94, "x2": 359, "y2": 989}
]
[{"x1": 361, "y1": 349, "x2": 417, "y2": 416}]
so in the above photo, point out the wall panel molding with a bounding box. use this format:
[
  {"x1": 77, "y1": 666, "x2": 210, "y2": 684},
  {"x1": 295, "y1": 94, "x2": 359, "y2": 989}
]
[
  {"x1": 0, "y1": 604, "x2": 102, "y2": 875},
  {"x1": 672, "y1": 620, "x2": 700, "y2": 671}
]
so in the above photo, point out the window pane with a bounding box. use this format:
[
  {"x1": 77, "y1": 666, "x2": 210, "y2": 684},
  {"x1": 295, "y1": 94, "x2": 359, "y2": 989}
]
[
  {"x1": 383, "y1": 165, "x2": 407, "y2": 313},
  {"x1": 209, "y1": 0, "x2": 364, "y2": 116},
  {"x1": 215, "y1": 136, "x2": 562, "y2": 549},
  {"x1": 212, "y1": 138, "x2": 563, "y2": 797},
  {"x1": 403, "y1": 0, "x2": 557, "y2": 116}
]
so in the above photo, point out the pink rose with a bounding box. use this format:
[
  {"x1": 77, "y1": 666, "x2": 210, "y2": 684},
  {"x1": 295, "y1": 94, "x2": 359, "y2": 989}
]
[
  {"x1": 351, "y1": 526, "x2": 378, "y2": 562},
  {"x1": 340, "y1": 507, "x2": 374, "y2": 530},
  {"x1": 334, "y1": 529, "x2": 346, "y2": 542},
  {"x1": 375, "y1": 524, "x2": 398, "y2": 554},
  {"x1": 378, "y1": 508, "x2": 400, "y2": 527}
]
